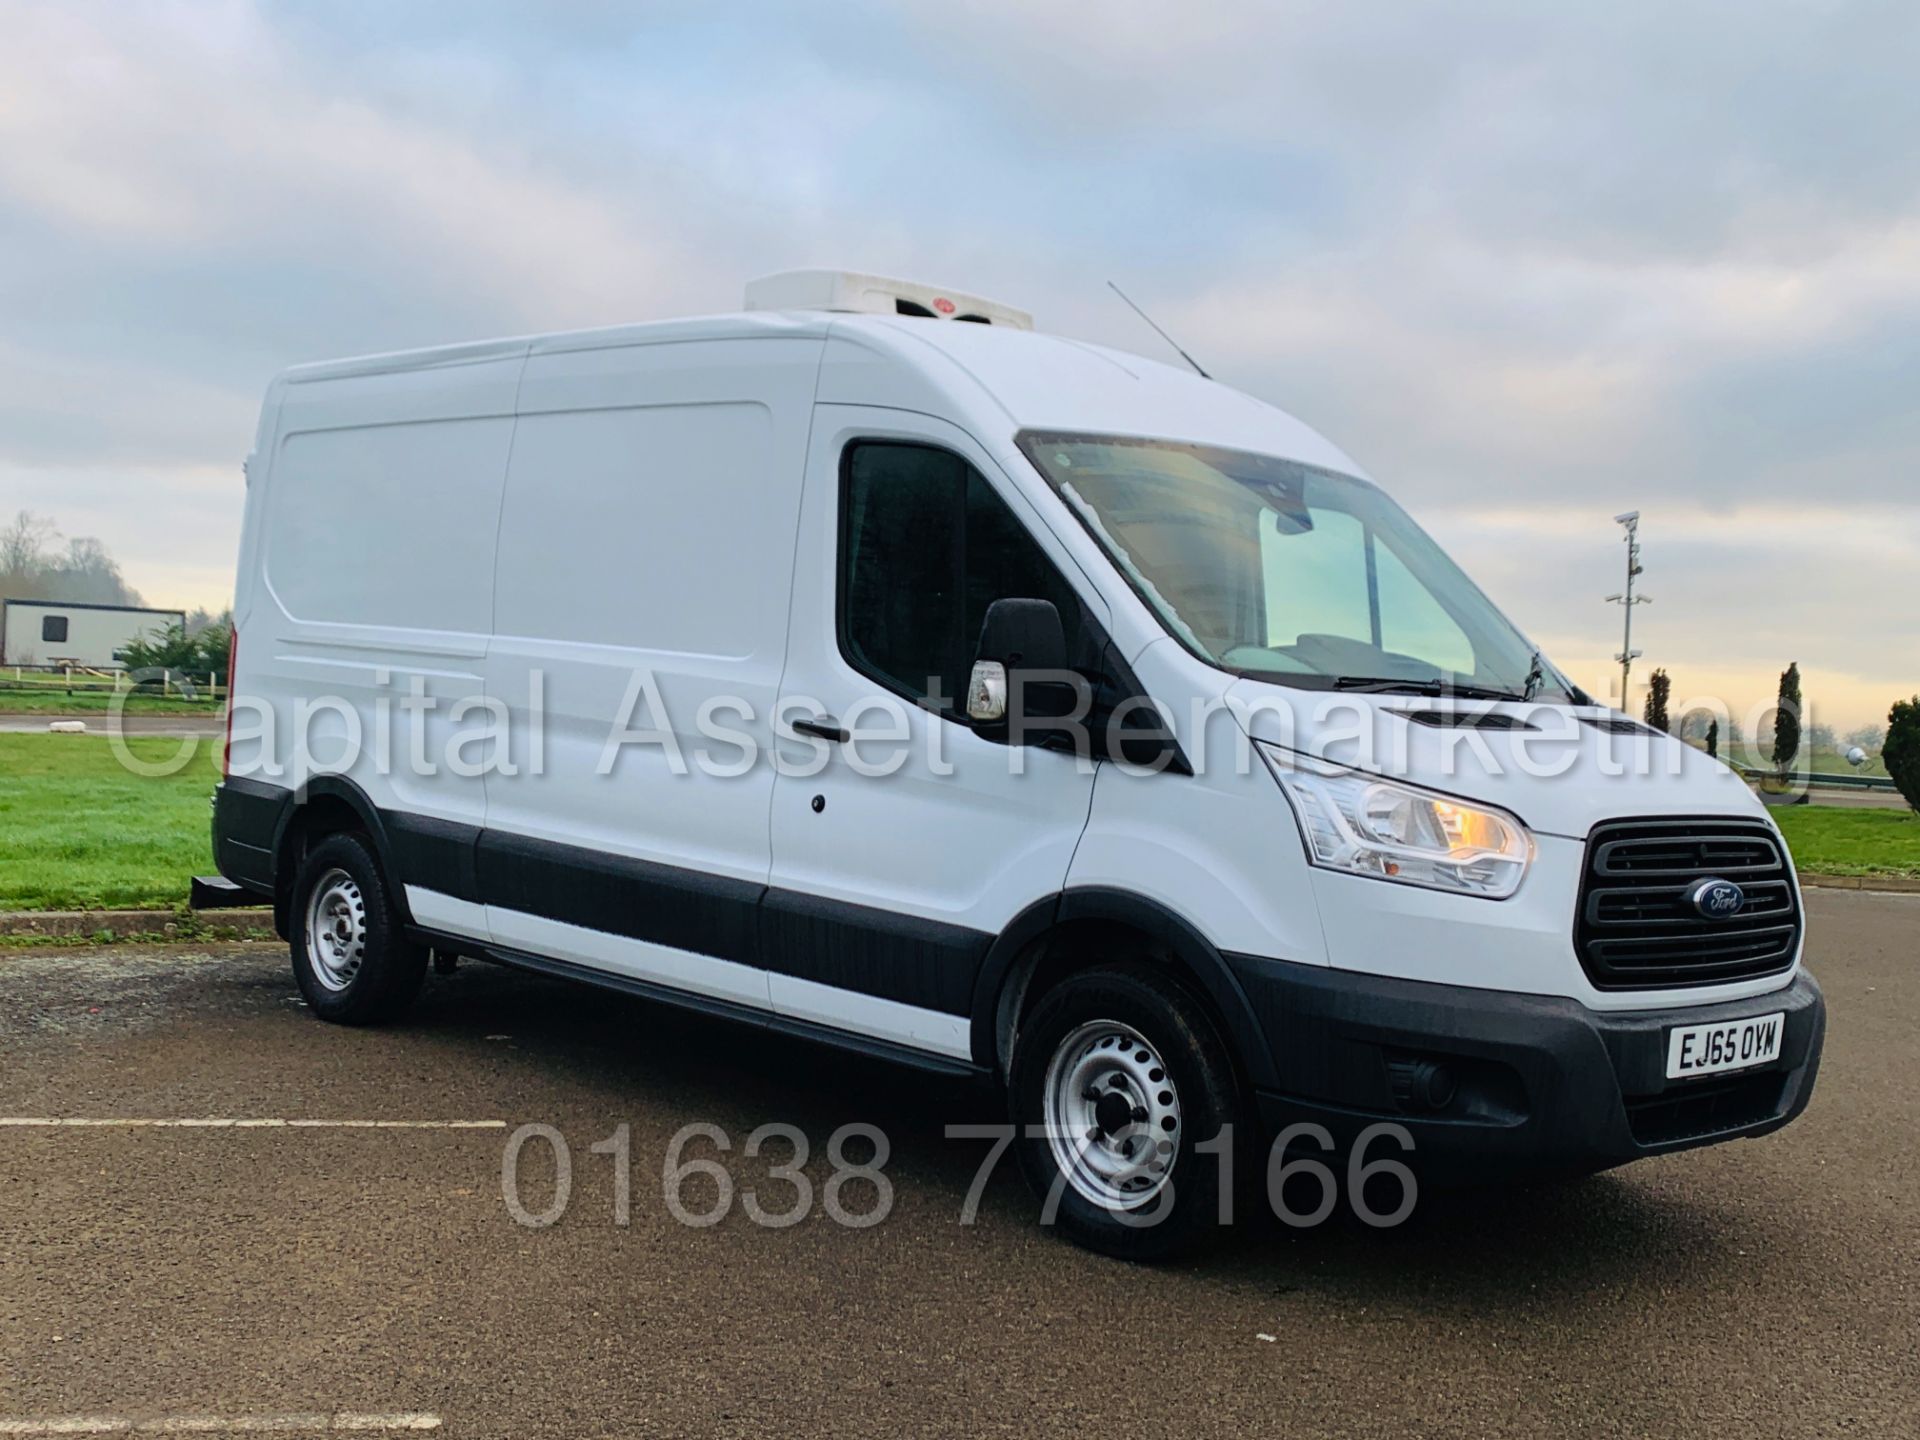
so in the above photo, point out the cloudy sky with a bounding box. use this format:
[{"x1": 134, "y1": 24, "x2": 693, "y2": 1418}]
[{"x1": 2, "y1": 0, "x2": 1914, "y2": 731}]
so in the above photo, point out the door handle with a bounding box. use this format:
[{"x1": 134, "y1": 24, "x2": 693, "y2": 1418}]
[{"x1": 791, "y1": 717, "x2": 850, "y2": 744}]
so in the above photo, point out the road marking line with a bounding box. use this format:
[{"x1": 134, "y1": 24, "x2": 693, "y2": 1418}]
[
  {"x1": 329, "y1": 1420, "x2": 440, "y2": 1433},
  {"x1": 0, "y1": 1119, "x2": 505, "y2": 1130},
  {"x1": 0, "y1": 1415, "x2": 440, "y2": 1434}
]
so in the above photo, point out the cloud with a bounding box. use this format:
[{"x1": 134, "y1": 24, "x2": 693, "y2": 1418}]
[
  {"x1": 0, "y1": 2, "x2": 731, "y2": 328},
  {"x1": 0, "y1": 0, "x2": 1912, "y2": 728},
  {"x1": 0, "y1": 340, "x2": 253, "y2": 468}
]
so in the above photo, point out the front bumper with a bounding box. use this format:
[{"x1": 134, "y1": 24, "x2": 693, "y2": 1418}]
[{"x1": 1227, "y1": 953, "x2": 1825, "y2": 1181}]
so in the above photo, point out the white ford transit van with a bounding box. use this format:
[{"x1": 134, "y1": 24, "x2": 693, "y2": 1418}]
[{"x1": 214, "y1": 270, "x2": 1823, "y2": 1257}]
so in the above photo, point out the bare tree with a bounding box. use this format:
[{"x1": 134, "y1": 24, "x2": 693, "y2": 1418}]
[
  {"x1": 1, "y1": 514, "x2": 145, "y2": 607},
  {"x1": 0, "y1": 510, "x2": 57, "y2": 588},
  {"x1": 51, "y1": 535, "x2": 144, "y2": 606}
]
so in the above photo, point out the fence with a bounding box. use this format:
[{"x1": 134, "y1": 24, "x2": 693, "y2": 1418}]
[
  {"x1": 0, "y1": 663, "x2": 225, "y2": 702},
  {"x1": 1737, "y1": 764, "x2": 1898, "y2": 793}
]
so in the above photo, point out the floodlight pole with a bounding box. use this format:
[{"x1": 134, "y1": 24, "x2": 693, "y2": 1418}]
[{"x1": 1606, "y1": 512, "x2": 1649, "y2": 707}]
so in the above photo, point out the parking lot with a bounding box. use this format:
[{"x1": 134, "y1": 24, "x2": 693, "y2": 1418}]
[{"x1": 2, "y1": 889, "x2": 1914, "y2": 1438}]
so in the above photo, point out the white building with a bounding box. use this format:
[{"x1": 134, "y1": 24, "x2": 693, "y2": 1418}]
[{"x1": 0, "y1": 598, "x2": 187, "y2": 669}]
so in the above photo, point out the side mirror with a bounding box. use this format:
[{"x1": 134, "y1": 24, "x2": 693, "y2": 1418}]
[
  {"x1": 967, "y1": 598, "x2": 1084, "y2": 736},
  {"x1": 975, "y1": 597, "x2": 1067, "y2": 672}
]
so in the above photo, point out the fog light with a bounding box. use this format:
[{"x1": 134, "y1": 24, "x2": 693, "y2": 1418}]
[{"x1": 1388, "y1": 1058, "x2": 1458, "y2": 1112}]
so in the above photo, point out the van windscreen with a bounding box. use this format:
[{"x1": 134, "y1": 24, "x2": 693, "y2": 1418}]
[{"x1": 1016, "y1": 430, "x2": 1570, "y2": 701}]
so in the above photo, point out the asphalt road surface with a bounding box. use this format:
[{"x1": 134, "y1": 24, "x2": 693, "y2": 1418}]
[{"x1": 2, "y1": 892, "x2": 1914, "y2": 1438}]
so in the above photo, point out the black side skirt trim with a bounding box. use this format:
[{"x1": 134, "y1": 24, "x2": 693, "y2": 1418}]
[
  {"x1": 387, "y1": 812, "x2": 482, "y2": 904},
  {"x1": 450, "y1": 827, "x2": 992, "y2": 1017},
  {"x1": 759, "y1": 888, "x2": 990, "y2": 1015},
  {"x1": 267, "y1": 799, "x2": 997, "y2": 1029},
  {"x1": 474, "y1": 828, "x2": 763, "y2": 964},
  {"x1": 449, "y1": 935, "x2": 987, "y2": 1080}
]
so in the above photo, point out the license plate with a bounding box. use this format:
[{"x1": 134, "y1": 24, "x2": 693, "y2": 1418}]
[{"x1": 1665, "y1": 1012, "x2": 1785, "y2": 1079}]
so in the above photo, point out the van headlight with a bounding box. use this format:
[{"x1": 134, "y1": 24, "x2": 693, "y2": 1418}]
[{"x1": 1258, "y1": 744, "x2": 1532, "y2": 899}]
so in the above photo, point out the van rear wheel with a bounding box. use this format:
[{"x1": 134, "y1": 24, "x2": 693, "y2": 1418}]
[
  {"x1": 1010, "y1": 962, "x2": 1246, "y2": 1261},
  {"x1": 290, "y1": 832, "x2": 427, "y2": 1025}
]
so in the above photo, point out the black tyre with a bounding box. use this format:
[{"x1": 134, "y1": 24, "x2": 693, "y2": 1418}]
[
  {"x1": 290, "y1": 831, "x2": 427, "y2": 1025},
  {"x1": 1010, "y1": 962, "x2": 1247, "y2": 1261}
]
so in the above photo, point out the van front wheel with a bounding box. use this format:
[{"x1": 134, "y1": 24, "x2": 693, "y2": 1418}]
[
  {"x1": 290, "y1": 832, "x2": 427, "y2": 1025},
  {"x1": 1010, "y1": 963, "x2": 1245, "y2": 1260}
]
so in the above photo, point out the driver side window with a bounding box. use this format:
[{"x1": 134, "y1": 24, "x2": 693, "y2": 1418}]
[{"x1": 839, "y1": 441, "x2": 1085, "y2": 713}]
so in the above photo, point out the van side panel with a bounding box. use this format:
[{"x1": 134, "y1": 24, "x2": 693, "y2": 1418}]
[
  {"x1": 266, "y1": 421, "x2": 503, "y2": 631},
  {"x1": 479, "y1": 336, "x2": 826, "y2": 990},
  {"x1": 233, "y1": 352, "x2": 526, "y2": 855}
]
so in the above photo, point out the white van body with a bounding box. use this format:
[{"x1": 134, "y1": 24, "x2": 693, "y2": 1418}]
[{"x1": 215, "y1": 276, "x2": 1823, "y2": 1242}]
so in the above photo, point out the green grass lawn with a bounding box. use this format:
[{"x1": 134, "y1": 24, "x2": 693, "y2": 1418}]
[
  {"x1": 1798, "y1": 745, "x2": 1890, "y2": 779},
  {"x1": 1696, "y1": 741, "x2": 1890, "y2": 781},
  {"x1": 0, "y1": 733, "x2": 221, "y2": 910},
  {"x1": 0, "y1": 689, "x2": 223, "y2": 715},
  {"x1": 0, "y1": 731, "x2": 1912, "y2": 914},
  {"x1": 1770, "y1": 804, "x2": 1920, "y2": 878}
]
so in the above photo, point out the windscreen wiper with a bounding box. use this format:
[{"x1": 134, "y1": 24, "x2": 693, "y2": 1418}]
[
  {"x1": 1331, "y1": 676, "x2": 1529, "y2": 702},
  {"x1": 1521, "y1": 650, "x2": 1544, "y2": 702}
]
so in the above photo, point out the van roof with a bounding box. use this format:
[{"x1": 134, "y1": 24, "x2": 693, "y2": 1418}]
[{"x1": 278, "y1": 309, "x2": 1363, "y2": 478}]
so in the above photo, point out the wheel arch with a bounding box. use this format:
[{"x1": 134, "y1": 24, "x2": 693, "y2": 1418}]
[
  {"x1": 971, "y1": 887, "x2": 1279, "y2": 1093},
  {"x1": 269, "y1": 777, "x2": 404, "y2": 937}
]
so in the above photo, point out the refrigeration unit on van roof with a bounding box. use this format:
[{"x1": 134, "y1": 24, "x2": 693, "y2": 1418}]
[{"x1": 743, "y1": 269, "x2": 1034, "y2": 329}]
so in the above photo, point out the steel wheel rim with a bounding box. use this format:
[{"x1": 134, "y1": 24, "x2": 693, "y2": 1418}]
[
  {"x1": 304, "y1": 868, "x2": 367, "y2": 993},
  {"x1": 1042, "y1": 1019, "x2": 1182, "y2": 1210}
]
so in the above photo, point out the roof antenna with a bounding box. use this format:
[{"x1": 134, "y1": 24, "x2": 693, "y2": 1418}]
[{"x1": 1106, "y1": 280, "x2": 1211, "y2": 379}]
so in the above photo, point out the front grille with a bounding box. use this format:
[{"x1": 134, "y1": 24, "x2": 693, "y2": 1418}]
[{"x1": 1574, "y1": 817, "x2": 1801, "y2": 990}]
